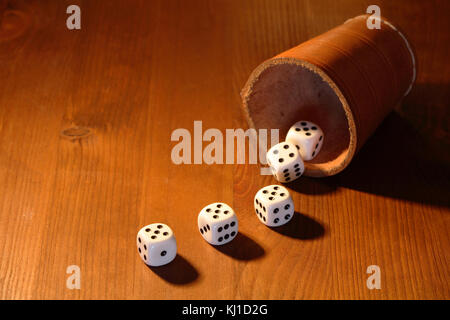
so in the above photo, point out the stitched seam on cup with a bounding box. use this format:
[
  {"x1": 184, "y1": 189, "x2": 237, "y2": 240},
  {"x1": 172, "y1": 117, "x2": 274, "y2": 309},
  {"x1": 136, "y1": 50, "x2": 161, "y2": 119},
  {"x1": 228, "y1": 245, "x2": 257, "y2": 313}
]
[
  {"x1": 346, "y1": 15, "x2": 416, "y2": 96},
  {"x1": 312, "y1": 39, "x2": 382, "y2": 124},
  {"x1": 334, "y1": 29, "x2": 399, "y2": 102},
  {"x1": 372, "y1": 17, "x2": 416, "y2": 96}
]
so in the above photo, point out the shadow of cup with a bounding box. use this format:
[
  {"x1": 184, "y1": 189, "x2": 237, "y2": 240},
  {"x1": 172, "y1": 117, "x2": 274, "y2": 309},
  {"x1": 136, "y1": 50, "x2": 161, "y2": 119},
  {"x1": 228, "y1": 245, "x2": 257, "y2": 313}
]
[{"x1": 329, "y1": 112, "x2": 450, "y2": 209}]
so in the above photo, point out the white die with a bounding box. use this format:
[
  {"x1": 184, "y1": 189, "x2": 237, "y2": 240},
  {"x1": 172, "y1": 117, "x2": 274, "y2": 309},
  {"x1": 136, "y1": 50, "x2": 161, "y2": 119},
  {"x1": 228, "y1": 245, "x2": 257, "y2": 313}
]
[
  {"x1": 254, "y1": 185, "x2": 294, "y2": 227},
  {"x1": 286, "y1": 121, "x2": 324, "y2": 161},
  {"x1": 198, "y1": 202, "x2": 238, "y2": 245},
  {"x1": 136, "y1": 223, "x2": 177, "y2": 267},
  {"x1": 267, "y1": 142, "x2": 304, "y2": 183}
]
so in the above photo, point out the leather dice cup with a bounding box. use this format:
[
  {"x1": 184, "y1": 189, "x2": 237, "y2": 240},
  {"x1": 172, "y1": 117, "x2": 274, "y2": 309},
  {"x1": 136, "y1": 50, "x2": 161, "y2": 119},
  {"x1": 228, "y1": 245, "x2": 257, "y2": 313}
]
[{"x1": 241, "y1": 14, "x2": 416, "y2": 177}]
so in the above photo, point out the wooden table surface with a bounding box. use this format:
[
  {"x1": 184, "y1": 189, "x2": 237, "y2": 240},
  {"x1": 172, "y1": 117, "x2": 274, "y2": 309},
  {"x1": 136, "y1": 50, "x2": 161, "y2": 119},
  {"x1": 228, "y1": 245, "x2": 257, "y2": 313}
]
[{"x1": 0, "y1": 0, "x2": 449, "y2": 300}]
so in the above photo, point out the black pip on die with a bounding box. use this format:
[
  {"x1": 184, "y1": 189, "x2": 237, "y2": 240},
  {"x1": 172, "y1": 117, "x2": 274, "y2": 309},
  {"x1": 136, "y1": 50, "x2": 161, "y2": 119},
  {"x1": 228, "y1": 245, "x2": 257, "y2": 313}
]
[
  {"x1": 286, "y1": 121, "x2": 324, "y2": 161},
  {"x1": 254, "y1": 185, "x2": 294, "y2": 227},
  {"x1": 137, "y1": 223, "x2": 177, "y2": 267},
  {"x1": 267, "y1": 142, "x2": 304, "y2": 183},
  {"x1": 198, "y1": 203, "x2": 238, "y2": 245}
]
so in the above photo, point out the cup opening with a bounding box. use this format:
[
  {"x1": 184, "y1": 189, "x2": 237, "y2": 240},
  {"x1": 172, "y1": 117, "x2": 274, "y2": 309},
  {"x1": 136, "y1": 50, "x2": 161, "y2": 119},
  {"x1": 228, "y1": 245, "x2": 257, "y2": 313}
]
[{"x1": 242, "y1": 58, "x2": 356, "y2": 177}]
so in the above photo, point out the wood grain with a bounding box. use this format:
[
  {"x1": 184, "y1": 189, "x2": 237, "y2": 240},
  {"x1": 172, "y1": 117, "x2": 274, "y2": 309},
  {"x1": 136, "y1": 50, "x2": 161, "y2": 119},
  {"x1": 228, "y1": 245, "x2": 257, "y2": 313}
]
[{"x1": 0, "y1": 0, "x2": 448, "y2": 299}]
